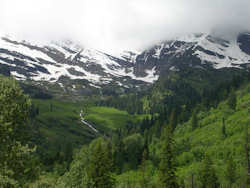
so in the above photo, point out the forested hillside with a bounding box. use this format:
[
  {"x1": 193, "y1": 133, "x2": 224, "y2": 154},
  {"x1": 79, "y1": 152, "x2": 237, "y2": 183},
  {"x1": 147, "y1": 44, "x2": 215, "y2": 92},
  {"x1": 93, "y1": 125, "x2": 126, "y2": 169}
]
[
  {"x1": 48, "y1": 81, "x2": 249, "y2": 188},
  {"x1": 0, "y1": 72, "x2": 249, "y2": 187}
]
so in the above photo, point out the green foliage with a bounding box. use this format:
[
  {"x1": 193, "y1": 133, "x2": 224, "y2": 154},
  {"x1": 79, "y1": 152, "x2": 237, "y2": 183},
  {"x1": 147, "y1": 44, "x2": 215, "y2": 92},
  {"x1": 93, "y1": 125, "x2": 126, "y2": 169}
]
[
  {"x1": 88, "y1": 139, "x2": 115, "y2": 188},
  {"x1": 55, "y1": 138, "x2": 115, "y2": 188},
  {"x1": 0, "y1": 167, "x2": 18, "y2": 188},
  {"x1": 32, "y1": 99, "x2": 95, "y2": 145},
  {"x1": 169, "y1": 109, "x2": 178, "y2": 131},
  {"x1": 0, "y1": 76, "x2": 31, "y2": 144},
  {"x1": 31, "y1": 98, "x2": 146, "y2": 170},
  {"x1": 32, "y1": 99, "x2": 146, "y2": 146},
  {"x1": 123, "y1": 134, "x2": 144, "y2": 170},
  {"x1": 244, "y1": 121, "x2": 250, "y2": 186},
  {"x1": 159, "y1": 125, "x2": 179, "y2": 188},
  {"x1": 139, "y1": 149, "x2": 150, "y2": 188},
  {"x1": 199, "y1": 154, "x2": 219, "y2": 188},
  {"x1": 142, "y1": 96, "x2": 151, "y2": 114},
  {"x1": 25, "y1": 78, "x2": 250, "y2": 187},
  {"x1": 1, "y1": 70, "x2": 248, "y2": 187},
  {"x1": 112, "y1": 134, "x2": 125, "y2": 174},
  {"x1": 191, "y1": 110, "x2": 198, "y2": 131},
  {"x1": 221, "y1": 117, "x2": 227, "y2": 138},
  {"x1": 0, "y1": 76, "x2": 38, "y2": 186},
  {"x1": 227, "y1": 91, "x2": 237, "y2": 111},
  {"x1": 225, "y1": 155, "x2": 237, "y2": 187},
  {"x1": 175, "y1": 82, "x2": 250, "y2": 187},
  {"x1": 56, "y1": 145, "x2": 92, "y2": 187},
  {"x1": 29, "y1": 174, "x2": 57, "y2": 188},
  {"x1": 85, "y1": 106, "x2": 140, "y2": 130}
]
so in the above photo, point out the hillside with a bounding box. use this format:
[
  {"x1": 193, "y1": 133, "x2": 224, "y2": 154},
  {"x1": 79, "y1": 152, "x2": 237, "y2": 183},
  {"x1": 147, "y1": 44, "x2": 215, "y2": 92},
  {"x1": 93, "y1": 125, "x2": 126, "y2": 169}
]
[
  {"x1": 31, "y1": 80, "x2": 250, "y2": 187},
  {"x1": 175, "y1": 83, "x2": 250, "y2": 186},
  {"x1": 112, "y1": 81, "x2": 250, "y2": 187},
  {"x1": 29, "y1": 98, "x2": 147, "y2": 169}
]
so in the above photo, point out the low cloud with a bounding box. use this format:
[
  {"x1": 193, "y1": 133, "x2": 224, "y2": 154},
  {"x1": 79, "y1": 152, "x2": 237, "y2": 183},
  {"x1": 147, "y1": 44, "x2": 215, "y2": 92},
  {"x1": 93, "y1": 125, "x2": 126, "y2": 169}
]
[{"x1": 1, "y1": 0, "x2": 250, "y2": 54}]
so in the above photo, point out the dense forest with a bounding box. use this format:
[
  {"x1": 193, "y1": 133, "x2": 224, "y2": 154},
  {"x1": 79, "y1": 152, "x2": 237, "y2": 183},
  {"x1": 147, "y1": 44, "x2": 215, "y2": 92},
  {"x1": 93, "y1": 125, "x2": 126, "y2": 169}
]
[{"x1": 0, "y1": 71, "x2": 250, "y2": 187}]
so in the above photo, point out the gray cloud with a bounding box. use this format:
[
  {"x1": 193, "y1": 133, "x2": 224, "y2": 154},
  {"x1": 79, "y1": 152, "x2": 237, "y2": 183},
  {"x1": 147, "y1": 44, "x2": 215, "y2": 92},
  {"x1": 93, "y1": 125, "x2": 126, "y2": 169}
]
[{"x1": 1, "y1": 0, "x2": 250, "y2": 54}]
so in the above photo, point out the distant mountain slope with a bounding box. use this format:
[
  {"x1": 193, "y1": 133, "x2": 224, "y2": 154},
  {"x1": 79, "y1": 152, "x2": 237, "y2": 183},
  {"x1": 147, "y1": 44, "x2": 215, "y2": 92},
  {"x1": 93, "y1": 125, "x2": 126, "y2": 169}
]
[
  {"x1": 0, "y1": 35, "x2": 158, "y2": 89},
  {"x1": 0, "y1": 32, "x2": 250, "y2": 97},
  {"x1": 131, "y1": 32, "x2": 250, "y2": 77}
]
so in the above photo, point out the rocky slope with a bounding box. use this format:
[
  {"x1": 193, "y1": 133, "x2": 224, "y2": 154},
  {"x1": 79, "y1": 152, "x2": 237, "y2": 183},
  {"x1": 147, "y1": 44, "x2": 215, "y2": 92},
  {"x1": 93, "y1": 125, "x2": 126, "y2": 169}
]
[
  {"x1": 130, "y1": 32, "x2": 250, "y2": 77},
  {"x1": 0, "y1": 32, "x2": 250, "y2": 96},
  {"x1": 0, "y1": 35, "x2": 158, "y2": 88}
]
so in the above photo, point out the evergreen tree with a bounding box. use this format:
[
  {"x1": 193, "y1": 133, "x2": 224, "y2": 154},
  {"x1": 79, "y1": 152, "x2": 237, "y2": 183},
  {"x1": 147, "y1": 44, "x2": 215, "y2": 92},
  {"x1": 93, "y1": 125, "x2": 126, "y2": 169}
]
[
  {"x1": 139, "y1": 149, "x2": 150, "y2": 188},
  {"x1": 123, "y1": 133, "x2": 144, "y2": 169},
  {"x1": 222, "y1": 117, "x2": 227, "y2": 138},
  {"x1": 143, "y1": 130, "x2": 150, "y2": 161},
  {"x1": 227, "y1": 91, "x2": 237, "y2": 111},
  {"x1": 179, "y1": 179, "x2": 185, "y2": 188},
  {"x1": 244, "y1": 121, "x2": 250, "y2": 186},
  {"x1": 199, "y1": 154, "x2": 219, "y2": 188},
  {"x1": 0, "y1": 76, "x2": 31, "y2": 145},
  {"x1": 159, "y1": 125, "x2": 179, "y2": 188},
  {"x1": 89, "y1": 139, "x2": 114, "y2": 188},
  {"x1": 113, "y1": 135, "x2": 125, "y2": 174},
  {"x1": 191, "y1": 173, "x2": 195, "y2": 188},
  {"x1": 50, "y1": 103, "x2": 53, "y2": 112},
  {"x1": 191, "y1": 110, "x2": 198, "y2": 131},
  {"x1": 169, "y1": 109, "x2": 178, "y2": 131},
  {"x1": 225, "y1": 155, "x2": 236, "y2": 187},
  {"x1": 0, "y1": 76, "x2": 38, "y2": 186},
  {"x1": 64, "y1": 142, "x2": 73, "y2": 164}
]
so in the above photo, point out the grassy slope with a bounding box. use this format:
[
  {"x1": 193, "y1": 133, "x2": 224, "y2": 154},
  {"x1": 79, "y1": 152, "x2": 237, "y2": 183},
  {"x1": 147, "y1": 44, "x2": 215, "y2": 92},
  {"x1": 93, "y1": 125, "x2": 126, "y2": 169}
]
[
  {"x1": 174, "y1": 83, "x2": 250, "y2": 186},
  {"x1": 33, "y1": 99, "x2": 93, "y2": 146},
  {"x1": 86, "y1": 106, "x2": 148, "y2": 131},
  {"x1": 116, "y1": 83, "x2": 250, "y2": 187},
  {"x1": 32, "y1": 99, "x2": 146, "y2": 147}
]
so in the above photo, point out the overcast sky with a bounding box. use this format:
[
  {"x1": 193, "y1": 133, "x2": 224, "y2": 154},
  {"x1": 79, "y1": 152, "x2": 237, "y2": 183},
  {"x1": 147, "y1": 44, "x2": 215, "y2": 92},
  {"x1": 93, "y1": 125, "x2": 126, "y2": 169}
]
[{"x1": 1, "y1": 0, "x2": 250, "y2": 53}]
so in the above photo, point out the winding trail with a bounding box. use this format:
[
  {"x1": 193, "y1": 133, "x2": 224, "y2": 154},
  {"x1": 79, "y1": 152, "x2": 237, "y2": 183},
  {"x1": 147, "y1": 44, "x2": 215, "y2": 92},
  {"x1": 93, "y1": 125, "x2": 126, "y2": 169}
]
[{"x1": 80, "y1": 110, "x2": 99, "y2": 133}]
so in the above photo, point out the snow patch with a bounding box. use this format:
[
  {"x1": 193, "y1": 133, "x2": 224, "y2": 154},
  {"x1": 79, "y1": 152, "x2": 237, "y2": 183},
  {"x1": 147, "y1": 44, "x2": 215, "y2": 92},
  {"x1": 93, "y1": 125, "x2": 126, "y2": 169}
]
[{"x1": 11, "y1": 71, "x2": 26, "y2": 80}]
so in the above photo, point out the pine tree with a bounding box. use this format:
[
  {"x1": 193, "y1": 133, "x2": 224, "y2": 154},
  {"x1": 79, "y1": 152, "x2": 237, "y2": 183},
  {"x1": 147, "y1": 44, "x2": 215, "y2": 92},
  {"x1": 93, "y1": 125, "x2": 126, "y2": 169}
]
[
  {"x1": 191, "y1": 173, "x2": 195, "y2": 188},
  {"x1": 139, "y1": 149, "x2": 150, "y2": 188},
  {"x1": 0, "y1": 76, "x2": 31, "y2": 145},
  {"x1": 113, "y1": 135, "x2": 125, "y2": 174},
  {"x1": 191, "y1": 110, "x2": 198, "y2": 131},
  {"x1": 244, "y1": 121, "x2": 250, "y2": 186},
  {"x1": 159, "y1": 125, "x2": 179, "y2": 188},
  {"x1": 143, "y1": 130, "x2": 150, "y2": 161},
  {"x1": 64, "y1": 142, "x2": 73, "y2": 164},
  {"x1": 169, "y1": 109, "x2": 178, "y2": 131},
  {"x1": 200, "y1": 154, "x2": 219, "y2": 188},
  {"x1": 225, "y1": 155, "x2": 236, "y2": 188},
  {"x1": 179, "y1": 179, "x2": 185, "y2": 188},
  {"x1": 227, "y1": 91, "x2": 237, "y2": 111},
  {"x1": 89, "y1": 139, "x2": 114, "y2": 188},
  {"x1": 222, "y1": 117, "x2": 227, "y2": 138},
  {"x1": 50, "y1": 103, "x2": 53, "y2": 112},
  {"x1": 0, "y1": 76, "x2": 38, "y2": 186},
  {"x1": 123, "y1": 133, "x2": 144, "y2": 169}
]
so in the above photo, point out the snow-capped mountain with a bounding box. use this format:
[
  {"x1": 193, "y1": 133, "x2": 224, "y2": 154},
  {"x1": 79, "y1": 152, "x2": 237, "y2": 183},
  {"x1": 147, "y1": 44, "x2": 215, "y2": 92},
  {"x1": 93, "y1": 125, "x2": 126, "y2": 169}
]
[
  {"x1": 132, "y1": 32, "x2": 250, "y2": 77},
  {"x1": 0, "y1": 34, "x2": 159, "y2": 89},
  {"x1": 0, "y1": 32, "x2": 250, "y2": 92}
]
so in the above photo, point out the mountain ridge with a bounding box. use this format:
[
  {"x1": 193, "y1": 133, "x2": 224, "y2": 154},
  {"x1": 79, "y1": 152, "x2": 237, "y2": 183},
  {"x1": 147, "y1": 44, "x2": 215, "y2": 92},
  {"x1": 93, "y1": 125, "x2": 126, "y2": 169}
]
[{"x1": 0, "y1": 31, "x2": 249, "y2": 95}]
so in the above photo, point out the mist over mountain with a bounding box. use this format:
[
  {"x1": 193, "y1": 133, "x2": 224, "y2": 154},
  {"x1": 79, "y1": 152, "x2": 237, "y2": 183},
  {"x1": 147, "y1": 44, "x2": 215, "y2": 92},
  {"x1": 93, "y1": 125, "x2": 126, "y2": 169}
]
[{"x1": 1, "y1": 0, "x2": 250, "y2": 54}]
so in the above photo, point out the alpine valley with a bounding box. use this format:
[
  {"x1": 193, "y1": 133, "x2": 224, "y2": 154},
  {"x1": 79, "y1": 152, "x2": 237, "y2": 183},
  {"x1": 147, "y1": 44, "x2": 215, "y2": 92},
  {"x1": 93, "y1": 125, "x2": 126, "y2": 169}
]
[{"x1": 0, "y1": 30, "x2": 250, "y2": 187}]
